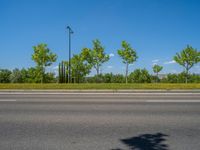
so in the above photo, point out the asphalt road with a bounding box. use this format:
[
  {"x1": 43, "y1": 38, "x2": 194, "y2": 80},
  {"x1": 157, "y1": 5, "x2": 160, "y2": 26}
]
[{"x1": 0, "y1": 92, "x2": 200, "y2": 150}]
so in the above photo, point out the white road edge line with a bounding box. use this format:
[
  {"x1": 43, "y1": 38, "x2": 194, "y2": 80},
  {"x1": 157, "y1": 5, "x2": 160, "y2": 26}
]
[
  {"x1": 146, "y1": 100, "x2": 200, "y2": 103},
  {"x1": 0, "y1": 100, "x2": 199, "y2": 103},
  {"x1": 0, "y1": 92, "x2": 200, "y2": 95},
  {"x1": 0, "y1": 99, "x2": 199, "y2": 102},
  {"x1": 0, "y1": 99, "x2": 17, "y2": 102}
]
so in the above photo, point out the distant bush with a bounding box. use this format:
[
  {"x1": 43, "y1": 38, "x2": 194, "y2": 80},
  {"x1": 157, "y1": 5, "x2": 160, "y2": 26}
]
[
  {"x1": 0, "y1": 69, "x2": 12, "y2": 83},
  {"x1": 85, "y1": 73, "x2": 125, "y2": 83},
  {"x1": 0, "y1": 68, "x2": 57, "y2": 83},
  {"x1": 128, "y1": 69, "x2": 151, "y2": 83},
  {"x1": 161, "y1": 72, "x2": 200, "y2": 83},
  {"x1": 1, "y1": 67, "x2": 200, "y2": 84}
]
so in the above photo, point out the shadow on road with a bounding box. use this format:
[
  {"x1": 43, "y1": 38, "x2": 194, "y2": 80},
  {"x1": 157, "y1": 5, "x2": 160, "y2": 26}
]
[{"x1": 111, "y1": 132, "x2": 169, "y2": 150}]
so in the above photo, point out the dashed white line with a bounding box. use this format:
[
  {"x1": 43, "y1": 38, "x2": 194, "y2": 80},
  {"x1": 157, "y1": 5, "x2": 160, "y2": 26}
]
[{"x1": 0, "y1": 99, "x2": 17, "y2": 102}]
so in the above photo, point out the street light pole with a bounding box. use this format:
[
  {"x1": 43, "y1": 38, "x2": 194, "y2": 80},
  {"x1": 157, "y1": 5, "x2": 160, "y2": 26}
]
[{"x1": 67, "y1": 26, "x2": 73, "y2": 83}]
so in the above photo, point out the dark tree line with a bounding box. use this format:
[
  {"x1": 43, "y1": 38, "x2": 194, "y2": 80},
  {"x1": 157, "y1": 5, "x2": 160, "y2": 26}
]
[
  {"x1": 1, "y1": 68, "x2": 200, "y2": 83},
  {"x1": 0, "y1": 68, "x2": 56, "y2": 83}
]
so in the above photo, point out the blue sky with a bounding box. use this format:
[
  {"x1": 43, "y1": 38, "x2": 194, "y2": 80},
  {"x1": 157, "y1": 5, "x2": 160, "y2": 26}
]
[{"x1": 0, "y1": 0, "x2": 200, "y2": 75}]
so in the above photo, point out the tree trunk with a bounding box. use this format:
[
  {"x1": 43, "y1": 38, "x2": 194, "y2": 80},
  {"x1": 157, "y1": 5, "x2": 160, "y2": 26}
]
[
  {"x1": 96, "y1": 65, "x2": 99, "y2": 76},
  {"x1": 77, "y1": 73, "x2": 80, "y2": 84},
  {"x1": 156, "y1": 72, "x2": 158, "y2": 83},
  {"x1": 41, "y1": 67, "x2": 44, "y2": 84},
  {"x1": 185, "y1": 68, "x2": 188, "y2": 84},
  {"x1": 96, "y1": 65, "x2": 100, "y2": 83},
  {"x1": 125, "y1": 62, "x2": 129, "y2": 84}
]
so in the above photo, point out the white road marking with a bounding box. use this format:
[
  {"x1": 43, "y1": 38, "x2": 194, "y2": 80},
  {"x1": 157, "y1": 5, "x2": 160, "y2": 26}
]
[
  {"x1": 3, "y1": 99, "x2": 200, "y2": 103},
  {"x1": 0, "y1": 99, "x2": 17, "y2": 102},
  {"x1": 0, "y1": 92, "x2": 200, "y2": 95},
  {"x1": 146, "y1": 100, "x2": 200, "y2": 103},
  {"x1": 0, "y1": 98, "x2": 199, "y2": 103}
]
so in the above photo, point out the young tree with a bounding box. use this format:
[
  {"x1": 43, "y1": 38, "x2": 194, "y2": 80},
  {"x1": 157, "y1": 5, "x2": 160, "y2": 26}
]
[
  {"x1": 117, "y1": 41, "x2": 138, "y2": 84},
  {"x1": 64, "y1": 54, "x2": 92, "y2": 83},
  {"x1": 152, "y1": 64, "x2": 163, "y2": 83},
  {"x1": 174, "y1": 45, "x2": 200, "y2": 83},
  {"x1": 32, "y1": 43, "x2": 57, "y2": 83},
  {"x1": 81, "y1": 39, "x2": 109, "y2": 76}
]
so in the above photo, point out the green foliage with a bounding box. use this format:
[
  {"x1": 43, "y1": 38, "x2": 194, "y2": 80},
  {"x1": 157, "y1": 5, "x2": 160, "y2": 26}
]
[
  {"x1": 152, "y1": 65, "x2": 163, "y2": 83},
  {"x1": 32, "y1": 43, "x2": 57, "y2": 83},
  {"x1": 161, "y1": 73, "x2": 179, "y2": 83},
  {"x1": 117, "y1": 41, "x2": 138, "y2": 83},
  {"x1": 2, "y1": 41, "x2": 200, "y2": 85},
  {"x1": 26, "y1": 67, "x2": 56, "y2": 83},
  {"x1": 27, "y1": 67, "x2": 43, "y2": 83},
  {"x1": 64, "y1": 54, "x2": 92, "y2": 83},
  {"x1": 153, "y1": 65, "x2": 163, "y2": 74},
  {"x1": 44, "y1": 72, "x2": 57, "y2": 83},
  {"x1": 111, "y1": 74, "x2": 125, "y2": 83},
  {"x1": 59, "y1": 61, "x2": 67, "y2": 83},
  {"x1": 85, "y1": 73, "x2": 125, "y2": 83},
  {"x1": 81, "y1": 39, "x2": 109, "y2": 75},
  {"x1": 190, "y1": 74, "x2": 200, "y2": 83},
  {"x1": 129, "y1": 69, "x2": 151, "y2": 83},
  {"x1": 1, "y1": 68, "x2": 56, "y2": 83},
  {"x1": 1, "y1": 83, "x2": 200, "y2": 90},
  {"x1": 10, "y1": 68, "x2": 23, "y2": 83},
  {"x1": 20, "y1": 68, "x2": 29, "y2": 83},
  {"x1": 174, "y1": 45, "x2": 200, "y2": 83},
  {"x1": 0, "y1": 69, "x2": 12, "y2": 83},
  {"x1": 118, "y1": 41, "x2": 138, "y2": 64},
  {"x1": 161, "y1": 72, "x2": 200, "y2": 83},
  {"x1": 150, "y1": 75, "x2": 160, "y2": 83}
]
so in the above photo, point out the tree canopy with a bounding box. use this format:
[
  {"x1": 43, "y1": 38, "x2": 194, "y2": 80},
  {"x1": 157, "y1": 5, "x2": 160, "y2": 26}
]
[
  {"x1": 118, "y1": 41, "x2": 138, "y2": 83},
  {"x1": 153, "y1": 65, "x2": 163, "y2": 74},
  {"x1": 174, "y1": 45, "x2": 200, "y2": 83},
  {"x1": 65, "y1": 54, "x2": 92, "y2": 83},
  {"x1": 81, "y1": 39, "x2": 109, "y2": 75},
  {"x1": 32, "y1": 43, "x2": 57, "y2": 83}
]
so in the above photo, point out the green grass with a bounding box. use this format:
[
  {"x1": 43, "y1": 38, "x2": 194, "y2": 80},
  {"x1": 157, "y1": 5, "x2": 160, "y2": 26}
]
[{"x1": 0, "y1": 83, "x2": 200, "y2": 90}]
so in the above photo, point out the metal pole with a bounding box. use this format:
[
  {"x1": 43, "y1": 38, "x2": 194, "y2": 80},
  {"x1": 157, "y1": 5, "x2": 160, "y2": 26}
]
[{"x1": 67, "y1": 26, "x2": 73, "y2": 83}]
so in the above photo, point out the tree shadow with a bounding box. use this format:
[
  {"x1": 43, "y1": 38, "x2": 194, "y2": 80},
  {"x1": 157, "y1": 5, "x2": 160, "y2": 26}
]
[{"x1": 111, "y1": 132, "x2": 169, "y2": 150}]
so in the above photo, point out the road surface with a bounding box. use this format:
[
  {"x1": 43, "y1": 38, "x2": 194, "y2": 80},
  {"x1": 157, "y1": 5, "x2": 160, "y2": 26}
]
[{"x1": 0, "y1": 91, "x2": 200, "y2": 150}]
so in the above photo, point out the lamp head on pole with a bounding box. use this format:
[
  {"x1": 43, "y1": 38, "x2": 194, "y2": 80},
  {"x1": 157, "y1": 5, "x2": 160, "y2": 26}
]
[{"x1": 67, "y1": 26, "x2": 74, "y2": 34}]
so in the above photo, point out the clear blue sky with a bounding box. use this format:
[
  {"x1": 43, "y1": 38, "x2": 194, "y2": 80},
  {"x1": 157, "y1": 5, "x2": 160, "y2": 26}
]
[{"x1": 0, "y1": 0, "x2": 200, "y2": 75}]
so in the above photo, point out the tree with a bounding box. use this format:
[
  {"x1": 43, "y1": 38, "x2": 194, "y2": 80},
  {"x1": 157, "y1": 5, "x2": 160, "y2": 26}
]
[
  {"x1": 0, "y1": 69, "x2": 12, "y2": 83},
  {"x1": 58, "y1": 61, "x2": 67, "y2": 83},
  {"x1": 65, "y1": 54, "x2": 91, "y2": 83},
  {"x1": 25, "y1": 67, "x2": 41, "y2": 83},
  {"x1": 174, "y1": 45, "x2": 200, "y2": 83},
  {"x1": 85, "y1": 73, "x2": 125, "y2": 83},
  {"x1": 190, "y1": 73, "x2": 200, "y2": 83},
  {"x1": 20, "y1": 68, "x2": 29, "y2": 83},
  {"x1": 10, "y1": 68, "x2": 23, "y2": 83},
  {"x1": 129, "y1": 69, "x2": 151, "y2": 83},
  {"x1": 117, "y1": 41, "x2": 138, "y2": 84},
  {"x1": 44, "y1": 72, "x2": 57, "y2": 83},
  {"x1": 163, "y1": 73, "x2": 179, "y2": 83},
  {"x1": 81, "y1": 39, "x2": 109, "y2": 76},
  {"x1": 103, "y1": 73, "x2": 113, "y2": 83},
  {"x1": 152, "y1": 65, "x2": 163, "y2": 83},
  {"x1": 32, "y1": 43, "x2": 57, "y2": 83}
]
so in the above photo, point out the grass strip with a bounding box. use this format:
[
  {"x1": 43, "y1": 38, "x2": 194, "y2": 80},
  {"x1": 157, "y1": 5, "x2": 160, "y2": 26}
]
[{"x1": 0, "y1": 83, "x2": 200, "y2": 90}]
